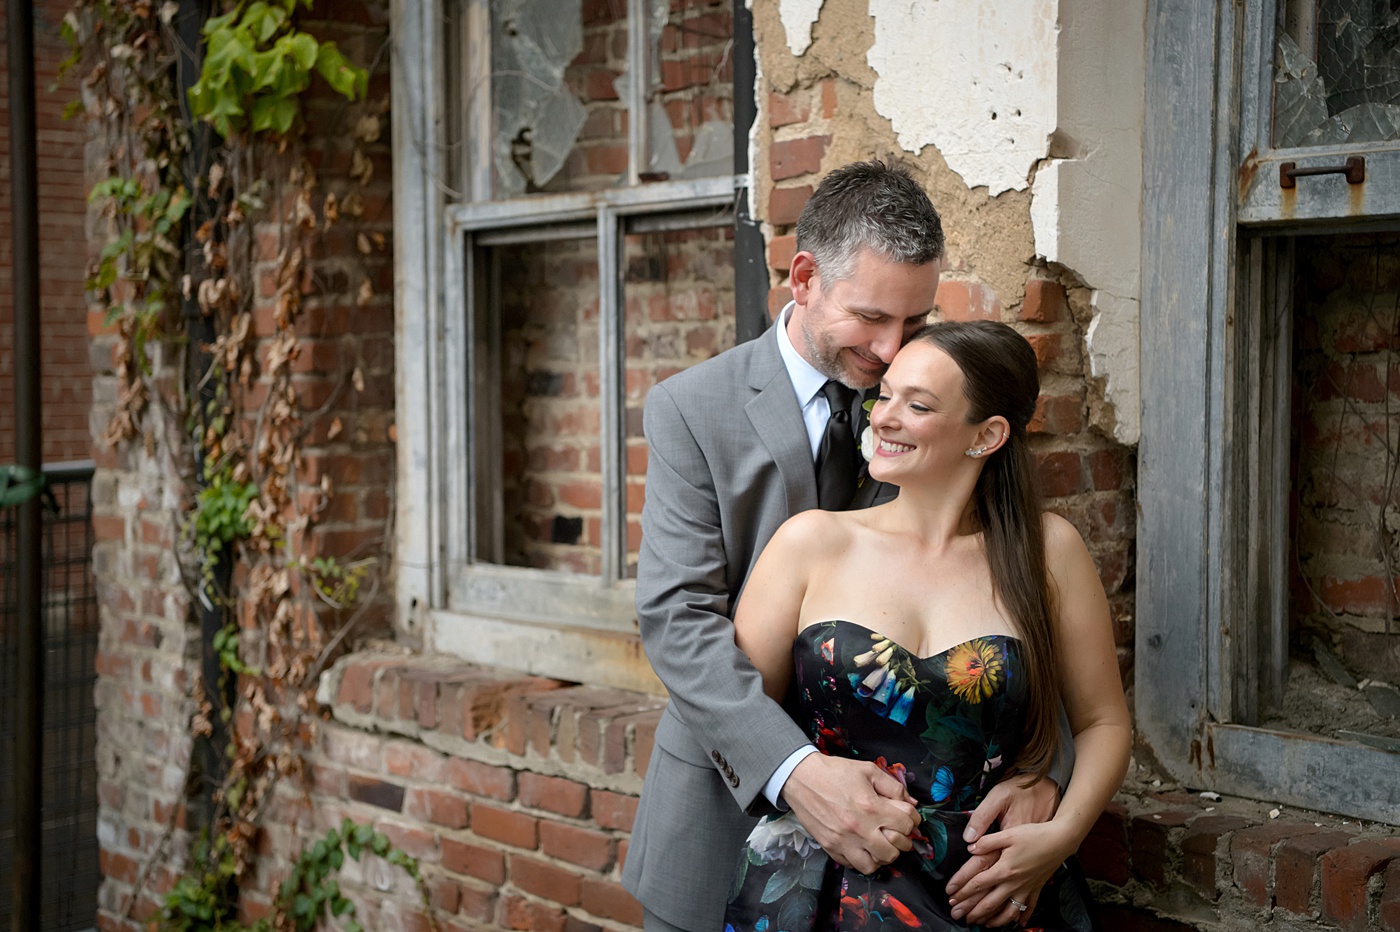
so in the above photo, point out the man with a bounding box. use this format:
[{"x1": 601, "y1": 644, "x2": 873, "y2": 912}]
[{"x1": 621, "y1": 161, "x2": 1066, "y2": 931}]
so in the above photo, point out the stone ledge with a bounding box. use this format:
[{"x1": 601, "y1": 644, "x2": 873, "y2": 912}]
[{"x1": 318, "y1": 650, "x2": 666, "y2": 794}]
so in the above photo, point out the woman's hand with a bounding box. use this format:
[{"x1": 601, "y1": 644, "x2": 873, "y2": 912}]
[{"x1": 946, "y1": 819, "x2": 1077, "y2": 927}]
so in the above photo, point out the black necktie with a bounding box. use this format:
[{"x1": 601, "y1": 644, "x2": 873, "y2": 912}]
[{"x1": 816, "y1": 380, "x2": 858, "y2": 510}]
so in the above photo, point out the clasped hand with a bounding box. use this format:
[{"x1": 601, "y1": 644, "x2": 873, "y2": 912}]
[
  {"x1": 946, "y1": 775, "x2": 1063, "y2": 927},
  {"x1": 782, "y1": 753, "x2": 919, "y2": 876}
]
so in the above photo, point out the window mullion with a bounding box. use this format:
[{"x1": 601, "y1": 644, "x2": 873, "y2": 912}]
[
  {"x1": 598, "y1": 207, "x2": 625, "y2": 584},
  {"x1": 464, "y1": 0, "x2": 493, "y2": 201},
  {"x1": 626, "y1": 0, "x2": 650, "y2": 186}
]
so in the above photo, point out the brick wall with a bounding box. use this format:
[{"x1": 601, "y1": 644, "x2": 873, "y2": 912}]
[
  {"x1": 89, "y1": 2, "x2": 394, "y2": 927},
  {"x1": 1292, "y1": 233, "x2": 1400, "y2": 683},
  {"x1": 0, "y1": 0, "x2": 95, "y2": 465},
  {"x1": 496, "y1": 226, "x2": 736, "y2": 576}
]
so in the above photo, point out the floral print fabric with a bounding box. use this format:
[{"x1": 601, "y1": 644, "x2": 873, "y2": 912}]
[{"x1": 723, "y1": 621, "x2": 1096, "y2": 932}]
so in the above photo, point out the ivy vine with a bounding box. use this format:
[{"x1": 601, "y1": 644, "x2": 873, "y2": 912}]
[{"x1": 66, "y1": 0, "x2": 399, "y2": 927}]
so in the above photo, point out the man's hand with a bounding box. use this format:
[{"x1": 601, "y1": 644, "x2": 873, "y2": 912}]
[
  {"x1": 782, "y1": 754, "x2": 919, "y2": 875},
  {"x1": 944, "y1": 775, "x2": 1061, "y2": 921}
]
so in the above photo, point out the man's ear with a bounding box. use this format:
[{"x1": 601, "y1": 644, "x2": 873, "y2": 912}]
[{"x1": 790, "y1": 251, "x2": 818, "y2": 306}]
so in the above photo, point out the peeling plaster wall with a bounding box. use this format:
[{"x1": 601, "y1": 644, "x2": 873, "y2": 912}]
[
  {"x1": 867, "y1": 0, "x2": 1058, "y2": 197},
  {"x1": 770, "y1": 0, "x2": 1144, "y2": 445},
  {"x1": 1030, "y1": 0, "x2": 1145, "y2": 444}
]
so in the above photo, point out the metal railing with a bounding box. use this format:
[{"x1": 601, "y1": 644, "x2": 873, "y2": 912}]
[{"x1": 1, "y1": 462, "x2": 100, "y2": 931}]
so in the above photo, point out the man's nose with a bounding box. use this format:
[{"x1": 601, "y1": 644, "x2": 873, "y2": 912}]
[{"x1": 871, "y1": 322, "x2": 904, "y2": 362}]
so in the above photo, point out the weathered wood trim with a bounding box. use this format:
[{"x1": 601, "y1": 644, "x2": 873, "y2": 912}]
[
  {"x1": 392, "y1": 0, "x2": 448, "y2": 635},
  {"x1": 1137, "y1": 0, "x2": 1227, "y2": 772},
  {"x1": 430, "y1": 609, "x2": 662, "y2": 696},
  {"x1": 1199, "y1": 724, "x2": 1400, "y2": 826}
]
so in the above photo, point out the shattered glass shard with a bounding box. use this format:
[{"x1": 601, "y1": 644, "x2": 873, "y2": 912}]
[
  {"x1": 1276, "y1": 34, "x2": 1332, "y2": 147},
  {"x1": 1302, "y1": 101, "x2": 1400, "y2": 144},
  {"x1": 675, "y1": 119, "x2": 734, "y2": 179},
  {"x1": 491, "y1": 0, "x2": 587, "y2": 192}
]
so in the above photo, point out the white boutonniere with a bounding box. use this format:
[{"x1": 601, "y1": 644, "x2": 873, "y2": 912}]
[{"x1": 860, "y1": 398, "x2": 877, "y2": 463}]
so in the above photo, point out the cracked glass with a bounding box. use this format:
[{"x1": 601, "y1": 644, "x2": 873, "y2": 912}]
[{"x1": 1274, "y1": 0, "x2": 1400, "y2": 148}]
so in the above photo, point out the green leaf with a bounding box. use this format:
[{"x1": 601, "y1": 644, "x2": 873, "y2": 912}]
[
  {"x1": 329, "y1": 847, "x2": 344, "y2": 870},
  {"x1": 294, "y1": 893, "x2": 315, "y2": 918},
  {"x1": 370, "y1": 832, "x2": 390, "y2": 857},
  {"x1": 332, "y1": 895, "x2": 352, "y2": 917},
  {"x1": 346, "y1": 840, "x2": 361, "y2": 860},
  {"x1": 760, "y1": 867, "x2": 800, "y2": 903},
  {"x1": 251, "y1": 95, "x2": 298, "y2": 135},
  {"x1": 314, "y1": 43, "x2": 367, "y2": 100},
  {"x1": 346, "y1": 921, "x2": 363, "y2": 932},
  {"x1": 286, "y1": 32, "x2": 319, "y2": 70}
]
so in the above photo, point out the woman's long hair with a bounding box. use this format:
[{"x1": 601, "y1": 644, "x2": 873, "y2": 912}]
[{"x1": 910, "y1": 320, "x2": 1060, "y2": 781}]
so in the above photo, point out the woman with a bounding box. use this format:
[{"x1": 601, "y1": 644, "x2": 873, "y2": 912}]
[{"x1": 723, "y1": 321, "x2": 1130, "y2": 931}]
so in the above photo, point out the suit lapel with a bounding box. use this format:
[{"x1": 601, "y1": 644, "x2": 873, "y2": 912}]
[{"x1": 745, "y1": 327, "x2": 818, "y2": 515}]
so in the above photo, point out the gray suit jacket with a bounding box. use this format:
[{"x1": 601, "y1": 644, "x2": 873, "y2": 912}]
[
  {"x1": 620, "y1": 323, "x2": 1070, "y2": 929},
  {"x1": 621, "y1": 324, "x2": 883, "y2": 928}
]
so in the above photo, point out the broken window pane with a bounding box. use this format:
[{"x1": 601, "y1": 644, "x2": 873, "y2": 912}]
[
  {"x1": 621, "y1": 220, "x2": 737, "y2": 577},
  {"x1": 491, "y1": 0, "x2": 618, "y2": 195},
  {"x1": 1265, "y1": 232, "x2": 1400, "y2": 743},
  {"x1": 1273, "y1": 0, "x2": 1400, "y2": 147},
  {"x1": 656, "y1": 0, "x2": 734, "y2": 179},
  {"x1": 490, "y1": 235, "x2": 603, "y2": 575}
]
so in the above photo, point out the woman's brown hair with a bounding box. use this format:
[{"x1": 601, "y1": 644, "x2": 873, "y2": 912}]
[{"x1": 909, "y1": 320, "x2": 1061, "y2": 781}]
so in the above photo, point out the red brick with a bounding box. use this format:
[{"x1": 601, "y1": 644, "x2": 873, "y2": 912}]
[
  {"x1": 1029, "y1": 393, "x2": 1083, "y2": 435},
  {"x1": 770, "y1": 135, "x2": 830, "y2": 181},
  {"x1": 405, "y1": 787, "x2": 469, "y2": 829},
  {"x1": 374, "y1": 818, "x2": 438, "y2": 862},
  {"x1": 936, "y1": 280, "x2": 1000, "y2": 322},
  {"x1": 346, "y1": 774, "x2": 405, "y2": 811},
  {"x1": 502, "y1": 895, "x2": 568, "y2": 932},
  {"x1": 510, "y1": 855, "x2": 583, "y2": 906},
  {"x1": 821, "y1": 79, "x2": 838, "y2": 118},
  {"x1": 768, "y1": 233, "x2": 796, "y2": 272},
  {"x1": 457, "y1": 882, "x2": 497, "y2": 921},
  {"x1": 1231, "y1": 821, "x2": 1326, "y2": 908},
  {"x1": 1077, "y1": 801, "x2": 1129, "y2": 886},
  {"x1": 442, "y1": 837, "x2": 506, "y2": 885},
  {"x1": 768, "y1": 91, "x2": 809, "y2": 128},
  {"x1": 443, "y1": 757, "x2": 516, "y2": 801},
  {"x1": 336, "y1": 658, "x2": 392, "y2": 713},
  {"x1": 1036, "y1": 451, "x2": 1084, "y2": 498},
  {"x1": 590, "y1": 790, "x2": 638, "y2": 833},
  {"x1": 426, "y1": 875, "x2": 460, "y2": 912},
  {"x1": 470, "y1": 803, "x2": 539, "y2": 849},
  {"x1": 768, "y1": 185, "x2": 812, "y2": 226},
  {"x1": 580, "y1": 877, "x2": 645, "y2": 926},
  {"x1": 1129, "y1": 809, "x2": 1193, "y2": 887},
  {"x1": 1275, "y1": 830, "x2": 1355, "y2": 915},
  {"x1": 1026, "y1": 332, "x2": 1063, "y2": 370},
  {"x1": 768, "y1": 287, "x2": 790, "y2": 322},
  {"x1": 1322, "y1": 838, "x2": 1400, "y2": 930},
  {"x1": 384, "y1": 742, "x2": 443, "y2": 782},
  {"x1": 519, "y1": 772, "x2": 589, "y2": 818},
  {"x1": 1181, "y1": 815, "x2": 1251, "y2": 898},
  {"x1": 541, "y1": 821, "x2": 616, "y2": 872},
  {"x1": 1021, "y1": 279, "x2": 1067, "y2": 323},
  {"x1": 1380, "y1": 859, "x2": 1400, "y2": 931}
]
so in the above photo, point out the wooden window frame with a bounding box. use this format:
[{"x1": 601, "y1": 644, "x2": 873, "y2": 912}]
[
  {"x1": 1140, "y1": 0, "x2": 1400, "y2": 825},
  {"x1": 392, "y1": 0, "x2": 763, "y2": 692}
]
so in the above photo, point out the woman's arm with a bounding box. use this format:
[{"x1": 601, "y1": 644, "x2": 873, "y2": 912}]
[
  {"x1": 950, "y1": 514, "x2": 1131, "y2": 926},
  {"x1": 732, "y1": 509, "x2": 824, "y2": 701}
]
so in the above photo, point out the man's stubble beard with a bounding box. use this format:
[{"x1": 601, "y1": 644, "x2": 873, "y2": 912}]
[{"x1": 798, "y1": 306, "x2": 883, "y2": 392}]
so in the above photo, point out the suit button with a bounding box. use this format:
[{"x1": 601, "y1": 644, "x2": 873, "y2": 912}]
[
  {"x1": 711, "y1": 750, "x2": 723, "y2": 763},
  {"x1": 727, "y1": 772, "x2": 740, "y2": 788}
]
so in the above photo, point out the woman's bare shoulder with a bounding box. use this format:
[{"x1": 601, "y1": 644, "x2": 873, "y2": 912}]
[{"x1": 772, "y1": 508, "x2": 862, "y2": 554}]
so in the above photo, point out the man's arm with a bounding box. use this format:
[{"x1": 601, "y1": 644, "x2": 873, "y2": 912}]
[
  {"x1": 635, "y1": 382, "x2": 812, "y2": 813},
  {"x1": 637, "y1": 383, "x2": 920, "y2": 873}
]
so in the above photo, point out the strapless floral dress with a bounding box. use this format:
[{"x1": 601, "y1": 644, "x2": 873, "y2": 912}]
[{"x1": 723, "y1": 620, "x2": 1097, "y2": 932}]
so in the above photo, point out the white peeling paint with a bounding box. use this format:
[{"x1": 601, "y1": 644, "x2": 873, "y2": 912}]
[
  {"x1": 1030, "y1": 0, "x2": 1145, "y2": 444},
  {"x1": 1086, "y1": 292, "x2": 1141, "y2": 445},
  {"x1": 868, "y1": 0, "x2": 1058, "y2": 194},
  {"x1": 779, "y1": 0, "x2": 825, "y2": 56}
]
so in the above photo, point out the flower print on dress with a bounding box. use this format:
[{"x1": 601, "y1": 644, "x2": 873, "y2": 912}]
[
  {"x1": 746, "y1": 813, "x2": 822, "y2": 863},
  {"x1": 848, "y1": 631, "x2": 919, "y2": 725},
  {"x1": 945, "y1": 638, "x2": 1004, "y2": 703}
]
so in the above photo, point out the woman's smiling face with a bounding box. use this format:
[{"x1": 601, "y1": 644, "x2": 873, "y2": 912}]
[{"x1": 866, "y1": 341, "x2": 979, "y2": 486}]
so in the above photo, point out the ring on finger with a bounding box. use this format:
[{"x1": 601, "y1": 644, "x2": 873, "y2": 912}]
[{"x1": 1008, "y1": 897, "x2": 1028, "y2": 913}]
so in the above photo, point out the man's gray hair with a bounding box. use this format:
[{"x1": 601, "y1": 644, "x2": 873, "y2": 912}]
[{"x1": 795, "y1": 160, "x2": 945, "y2": 282}]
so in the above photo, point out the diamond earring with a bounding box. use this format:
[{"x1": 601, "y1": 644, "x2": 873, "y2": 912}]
[{"x1": 965, "y1": 446, "x2": 987, "y2": 458}]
